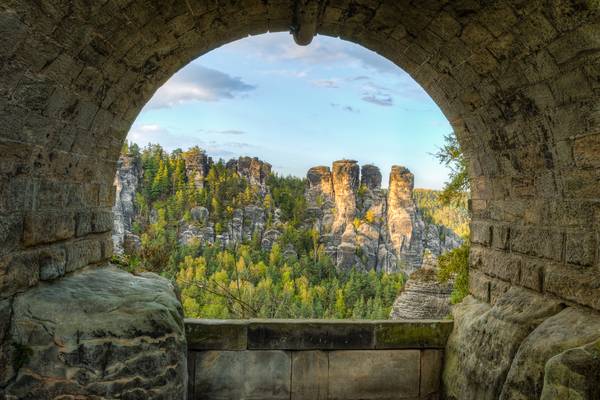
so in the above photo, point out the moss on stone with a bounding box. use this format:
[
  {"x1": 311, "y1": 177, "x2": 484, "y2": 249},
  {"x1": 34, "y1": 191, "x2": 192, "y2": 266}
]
[{"x1": 375, "y1": 321, "x2": 453, "y2": 349}]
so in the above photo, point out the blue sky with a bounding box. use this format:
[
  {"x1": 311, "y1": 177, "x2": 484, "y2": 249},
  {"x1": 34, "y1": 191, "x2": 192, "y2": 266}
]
[{"x1": 128, "y1": 32, "x2": 452, "y2": 189}]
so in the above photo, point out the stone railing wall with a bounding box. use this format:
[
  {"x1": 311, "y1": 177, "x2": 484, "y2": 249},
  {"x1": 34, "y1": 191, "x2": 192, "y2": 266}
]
[{"x1": 185, "y1": 319, "x2": 453, "y2": 400}]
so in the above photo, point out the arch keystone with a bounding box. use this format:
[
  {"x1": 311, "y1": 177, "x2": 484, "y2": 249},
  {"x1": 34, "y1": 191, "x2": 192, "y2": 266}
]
[{"x1": 291, "y1": 0, "x2": 324, "y2": 46}]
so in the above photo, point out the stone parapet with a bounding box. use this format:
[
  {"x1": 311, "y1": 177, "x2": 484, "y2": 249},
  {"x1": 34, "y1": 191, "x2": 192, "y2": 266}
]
[{"x1": 186, "y1": 319, "x2": 452, "y2": 399}]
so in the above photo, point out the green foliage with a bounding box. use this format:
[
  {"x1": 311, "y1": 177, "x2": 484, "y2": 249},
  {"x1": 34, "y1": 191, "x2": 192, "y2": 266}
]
[
  {"x1": 437, "y1": 242, "x2": 470, "y2": 304},
  {"x1": 266, "y1": 174, "x2": 306, "y2": 225},
  {"x1": 119, "y1": 143, "x2": 406, "y2": 319},
  {"x1": 432, "y1": 132, "x2": 469, "y2": 206},
  {"x1": 413, "y1": 189, "x2": 470, "y2": 239}
]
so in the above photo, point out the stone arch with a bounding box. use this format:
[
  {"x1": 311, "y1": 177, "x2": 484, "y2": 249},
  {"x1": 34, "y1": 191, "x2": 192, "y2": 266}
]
[{"x1": 2, "y1": 1, "x2": 600, "y2": 398}]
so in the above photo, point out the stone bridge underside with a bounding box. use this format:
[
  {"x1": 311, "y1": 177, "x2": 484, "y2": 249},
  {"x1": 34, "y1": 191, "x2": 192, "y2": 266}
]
[{"x1": 1, "y1": 1, "x2": 600, "y2": 399}]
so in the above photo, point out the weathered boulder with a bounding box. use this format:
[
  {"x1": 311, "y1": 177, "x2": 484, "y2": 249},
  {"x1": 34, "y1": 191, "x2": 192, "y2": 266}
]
[
  {"x1": 540, "y1": 338, "x2": 600, "y2": 400},
  {"x1": 501, "y1": 307, "x2": 600, "y2": 399},
  {"x1": 389, "y1": 264, "x2": 453, "y2": 320},
  {"x1": 443, "y1": 289, "x2": 564, "y2": 400},
  {"x1": 1, "y1": 265, "x2": 187, "y2": 399}
]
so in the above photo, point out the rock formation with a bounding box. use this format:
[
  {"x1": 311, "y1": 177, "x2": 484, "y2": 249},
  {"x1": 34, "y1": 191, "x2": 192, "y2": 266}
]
[
  {"x1": 112, "y1": 154, "x2": 142, "y2": 254},
  {"x1": 305, "y1": 161, "x2": 460, "y2": 274},
  {"x1": 226, "y1": 156, "x2": 271, "y2": 194},
  {"x1": 444, "y1": 289, "x2": 600, "y2": 400},
  {"x1": 1, "y1": 265, "x2": 187, "y2": 398},
  {"x1": 183, "y1": 147, "x2": 213, "y2": 190},
  {"x1": 113, "y1": 153, "x2": 461, "y2": 277},
  {"x1": 389, "y1": 253, "x2": 454, "y2": 319}
]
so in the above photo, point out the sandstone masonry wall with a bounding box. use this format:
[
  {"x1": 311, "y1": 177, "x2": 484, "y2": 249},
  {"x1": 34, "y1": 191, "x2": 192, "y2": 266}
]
[
  {"x1": 185, "y1": 319, "x2": 452, "y2": 400},
  {"x1": 2, "y1": 1, "x2": 600, "y2": 398}
]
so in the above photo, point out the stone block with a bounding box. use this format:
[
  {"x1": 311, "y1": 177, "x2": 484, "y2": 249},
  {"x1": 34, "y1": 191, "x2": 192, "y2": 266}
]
[
  {"x1": 374, "y1": 321, "x2": 453, "y2": 349},
  {"x1": 469, "y1": 269, "x2": 490, "y2": 303},
  {"x1": 185, "y1": 319, "x2": 247, "y2": 350},
  {"x1": 194, "y1": 350, "x2": 291, "y2": 400},
  {"x1": 545, "y1": 263, "x2": 600, "y2": 310},
  {"x1": 420, "y1": 350, "x2": 443, "y2": 397},
  {"x1": 492, "y1": 224, "x2": 510, "y2": 250},
  {"x1": 471, "y1": 221, "x2": 492, "y2": 246},
  {"x1": 565, "y1": 231, "x2": 595, "y2": 267},
  {"x1": 509, "y1": 227, "x2": 563, "y2": 261},
  {"x1": 92, "y1": 210, "x2": 113, "y2": 233},
  {"x1": 75, "y1": 211, "x2": 92, "y2": 237},
  {"x1": 573, "y1": 133, "x2": 600, "y2": 169},
  {"x1": 328, "y1": 350, "x2": 420, "y2": 399},
  {"x1": 38, "y1": 245, "x2": 66, "y2": 281},
  {"x1": 0, "y1": 214, "x2": 23, "y2": 258},
  {"x1": 22, "y1": 211, "x2": 75, "y2": 247},
  {"x1": 0, "y1": 298, "x2": 12, "y2": 343},
  {"x1": 0, "y1": 177, "x2": 32, "y2": 213},
  {"x1": 479, "y1": 249, "x2": 521, "y2": 284},
  {"x1": 65, "y1": 238, "x2": 102, "y2": 272},
  {"x1": 519, "y1": 258, "x2": 544, "y2": 292},
  {"x1": 248, "y1": 320, "x2": 374, "y2": 350},
  {"x1": 291, "y1": 351, "x2": 328, "y2": 400},
  {"x1": 490, "y1": 277, "x2": 511, "y2": 305}
]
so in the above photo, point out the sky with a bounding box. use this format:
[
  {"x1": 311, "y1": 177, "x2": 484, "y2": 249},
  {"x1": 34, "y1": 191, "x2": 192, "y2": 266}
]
[{"x1": 128, "y1": 32, "x2": 453, "y2": 189}]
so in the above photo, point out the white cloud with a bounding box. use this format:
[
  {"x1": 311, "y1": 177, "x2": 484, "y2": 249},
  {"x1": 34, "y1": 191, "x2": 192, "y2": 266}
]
[
  {"x1": 361, "y1": 93, "x2": 394, "y2": 107},
  {"x1": 330, "y1": 103, "x2": 360, "y2": 113},
  {"x1": 311, "y1": 79, "x2": 340, "y2": 88},
  {"x1": 198, "y1": 129, "x2": 247, "y2": 135},
  {"x1": 146, "y1": 64, "x2": 256, "y2": 109},
  {"x1": 128, "y1": 124, "x2": 258, "y2": 160}
]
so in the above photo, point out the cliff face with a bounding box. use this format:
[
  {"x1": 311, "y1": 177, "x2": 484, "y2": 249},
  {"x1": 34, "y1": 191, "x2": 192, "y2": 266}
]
[
  {"x1": 226, "y1": 156, "x2": 272, "y2": 194},
  {"x1": 112, "y1": 155, "x2": 142, "y2": 254},
  {"x1": 179, "y1": 156, "x2": 273, "y2": 248},
  {"x1": 306, "y1": 161, "x2": 460, "y2": 274},
  {"x1": 113, "y1": 154, "x2": 461, "y2": 274}
]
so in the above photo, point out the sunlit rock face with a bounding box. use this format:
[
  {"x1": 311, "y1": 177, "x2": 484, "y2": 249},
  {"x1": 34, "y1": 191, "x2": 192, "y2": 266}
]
[
  {"x1": 112, "y1": 154, "x2": 142, "y2": 255},
  {"x1": 331, "y1": 160, "x2": 360, "y2": 237},
  {"x1": 306, "y1": 161, "x2": 460, "y2": 274},
  {"x1": 113, "y1": 153, "x2": 461, "y2": 275}
]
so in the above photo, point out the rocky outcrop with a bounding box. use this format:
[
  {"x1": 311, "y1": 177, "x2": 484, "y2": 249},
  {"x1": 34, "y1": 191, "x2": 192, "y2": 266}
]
[
  {"x1": 443, "y1": 289, "x2": 600, "y2": 400},
  {"x1": 541, "y1": 338, "x2": 600, "y2": 400},
  {"x1": 1, "y1": 265, "x2": 187, "y2": 399},
  {"x1": 113, "y1": 153, "x2": 461, "y2": 277},
  {"x1": 112, "y1": 154, "x2": 142, "y2": 254},
  {"x1": 389, "y1": 254, "x2": 453, "y2": 320},
  {"x1": 226, "y1": 156, "x2": 271, "y2": 194},
  {"x1": 306, "y1": 161, "x2": 461, "y2": 274},
  {"x1": 183, "y1": 146, "x2": 212, "y2": 189}
]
